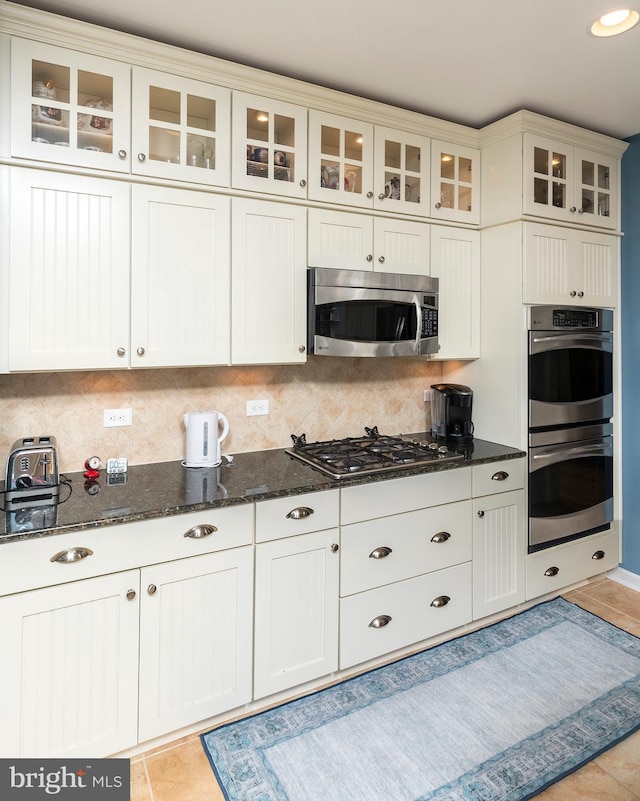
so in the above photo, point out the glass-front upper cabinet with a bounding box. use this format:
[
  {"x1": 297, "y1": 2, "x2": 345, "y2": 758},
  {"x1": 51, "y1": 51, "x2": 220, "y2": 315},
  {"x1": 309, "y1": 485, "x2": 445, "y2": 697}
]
[
  {"x1": 10, "y1": 39, "x2": 131, "y2": 172},
  {"x1": 308, "y1": 110, "x2": 374, "y2": 208},
  {"x1": 430, "y1": 141, "x2": 480, "y2": 224},
  {"x1": 131, "y1": 68, "x2": 230, "y2": 186},
  {"x1": 231, "y1": 92, "x2": 307, "y2": 199},
  {"x1": 373, "y1": 127, "x2": 430, "y2": 216},
  {"x1": 523, "y1": 134, "x2": 618, "y2": 230}
]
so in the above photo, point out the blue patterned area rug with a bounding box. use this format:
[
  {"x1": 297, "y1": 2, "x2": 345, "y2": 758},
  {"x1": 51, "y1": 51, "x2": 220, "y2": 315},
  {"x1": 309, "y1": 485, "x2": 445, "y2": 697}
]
[{"x1": 201, "y1": 598, "x2": 640, "y2": 801}]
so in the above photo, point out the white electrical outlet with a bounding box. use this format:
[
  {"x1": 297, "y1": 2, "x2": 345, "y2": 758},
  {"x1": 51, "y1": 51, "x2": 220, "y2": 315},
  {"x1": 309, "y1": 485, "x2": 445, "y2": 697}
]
[
  {"x1": 424, "y1": 389, "x2": 433, "y2": 402},
  {"x1": 103, "y1": 408, "x2": 133, "y2": 427},
  {"x1": 246, "y1": 399, "x2": 269, "y2": 416}
]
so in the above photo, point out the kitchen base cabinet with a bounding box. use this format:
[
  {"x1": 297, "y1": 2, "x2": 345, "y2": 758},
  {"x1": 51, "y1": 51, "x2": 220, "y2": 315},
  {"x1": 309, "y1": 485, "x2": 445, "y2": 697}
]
[
  {"x1": 0, "y1": 570, "x2": 140, "y2": 758},
  {"x1": 138, "y1": 546, "x2": 253, "y2": 742},
  {"x1": 254, "y1": 528, "x2": 340, "y2": 700}
]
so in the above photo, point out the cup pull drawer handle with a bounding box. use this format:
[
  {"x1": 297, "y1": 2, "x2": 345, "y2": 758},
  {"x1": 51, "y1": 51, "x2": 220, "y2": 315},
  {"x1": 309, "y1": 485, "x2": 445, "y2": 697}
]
[
  {"x1": 369, "y1": 546, "x2": 393, "y2": 559},
  {"x1": 492, "y1": 471, "x2": 509, "y2": 481},
  {"x1": 544, "y1": 566, "x2": 560, "y2": 577},
  {"x1": 184, "y1": 524, "x2": 217, "y2": 539},
  {"x1": 50, "y1": 547, "x2": 94, "y2": 563},
  {"x1": 286, "y1": 507, "x2": 314, "y2": 519},
  {"x1": 369, "y1": 614, "x2": 392, "y2": 628},
  {"x1": 431, "y1": 531, "x2": 451, "y2": 543},
  {"x1": 592, "y1": 550, "x2": 606, "y2": 560},
  {"x1": 430, "y1": 595, "x2": 451, "y2": 608}
]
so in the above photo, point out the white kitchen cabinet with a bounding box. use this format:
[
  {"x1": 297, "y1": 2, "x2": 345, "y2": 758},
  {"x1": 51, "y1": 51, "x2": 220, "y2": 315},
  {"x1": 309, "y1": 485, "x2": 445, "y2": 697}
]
[
  {"x1": 308, "y1": 208, "x2": 430, "y2": 275},
  {"x1": 131, "y1": 66, "x2": 230, "y2": 186},
  {"x1": 232, "y1": 91, "x2": 307, "y2": 198},
  {"x1": 430, "y1": 225, "x2": 480, "y2": 360},
  {"x1": 231, "y1": 197, "x2": 307, "y2": 364},
  {"x1": 523, "y1": 221, "x2": 618, "y2": 307},
  {"x1": 308, "y1": 109, "x2": 374, "y2": 207},
  {"x1": 0, "y1": 570, "x2": 140, "y2": 758},
  {"x1": 9, "y1": 167, "x2": 130, "y2": 371},
  {"x1": 138, "y1": 546, "x2": 253, "y2": 742},
  {"x1": 254, "y1": 528, "x2": 340, "y2": 699},
  {"x1": 131, "y1": 185, "x2": 230, "y2": 367},
  {"x1": 430, "y1": 140, "x2": 480, "y2": 224},
  {"x1": 0, "y1": 165, "x2": 8, "y2": 373},
  {"x1": 10, "y1": 38, "x2": 131, "y2": 172},
  {"x1": 373, "y1": 126, "x2": 431, "y2": 216}
]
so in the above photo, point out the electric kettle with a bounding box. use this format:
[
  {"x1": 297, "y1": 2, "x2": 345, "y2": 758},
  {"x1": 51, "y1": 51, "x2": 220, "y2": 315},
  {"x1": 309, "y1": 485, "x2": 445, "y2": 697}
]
[{"x1": 183, "y1": 411, "x2": 229, "y2": 468}]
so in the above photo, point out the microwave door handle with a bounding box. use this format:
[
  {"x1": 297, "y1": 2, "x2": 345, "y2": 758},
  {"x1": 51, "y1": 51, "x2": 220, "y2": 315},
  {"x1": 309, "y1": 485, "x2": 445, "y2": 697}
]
[{"x1": 413, "y1": 295, "x2": 422, "y2": 351}]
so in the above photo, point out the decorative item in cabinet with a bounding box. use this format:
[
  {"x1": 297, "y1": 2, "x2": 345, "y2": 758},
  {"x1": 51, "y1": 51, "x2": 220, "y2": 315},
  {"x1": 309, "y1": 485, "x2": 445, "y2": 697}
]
[
  {"x1": 231, "y1": 91, "x2": 307, "y2": 198},
  {"x1": 430, "y1": 140, "x2": 480, "y2": 224},
  {"x1": 373, "y1": 126, "x2": 431, "y2": 216},
  {"x1": 131, "y1": 67, "x2": 230, "y2": 186},
  {"x1": 11, "y1": 38, "x2": 131, "y2": 172}
]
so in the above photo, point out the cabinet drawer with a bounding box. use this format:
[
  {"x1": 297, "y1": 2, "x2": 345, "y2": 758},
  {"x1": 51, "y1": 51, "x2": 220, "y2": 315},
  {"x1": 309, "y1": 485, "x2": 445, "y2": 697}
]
[
  {"x1": 340, "y1": 468, "x2": 471, "y2": 525},
  {"x1": 472, "y1": 459, "x2": 525, "y2": 497},
  {"x1": 526, "y1": 528, "x2": 619, "y2": 601},
  {"x1": 255, "y1": 490, "x2": 339, "y2": 542},
  {"x1": 340, "y1": 500, "x2": 472, "y2": 595},
  {"x1": 0, "y1": 504, "x2": 254, "y2": 596},
  {"x1": 339, "y1": 562, "x2": 472, "y2": 669}
]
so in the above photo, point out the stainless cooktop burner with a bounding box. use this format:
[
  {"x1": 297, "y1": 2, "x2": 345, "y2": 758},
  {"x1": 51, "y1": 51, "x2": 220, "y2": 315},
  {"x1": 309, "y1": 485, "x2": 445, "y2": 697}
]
[{"x1": 286, "y1": 426, "x2": 465, "y2": 479}]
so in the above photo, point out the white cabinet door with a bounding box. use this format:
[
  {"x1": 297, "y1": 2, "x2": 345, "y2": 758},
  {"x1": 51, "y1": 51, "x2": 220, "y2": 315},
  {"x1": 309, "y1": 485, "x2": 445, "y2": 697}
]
[
  {"x1": 523, "y1": 222, "x2": 617, "y2": 307},
  {"x1": 231, "y1": 198, "x2": 307, "y2": 364},
  {"x1": 232, "y1": 92, "x2": 307, "y2": 198},
  {"x1": 131, "y1": 185, "x2": 230, "y2": 367},
  {"x1": 0, "y1": 571, "x2": 140, "y2": 758},
  {"x1": 373, "y1": 217, "x2": 430, "y2": 275},
  {"x1": 430, "y1": 226, "x2": 480, "y2": 359},
  {"x1": 138, "y1": 547, "x2": 253, "y2": 742},
  {"x1": 11, "y1": 38, "x2": 131, "y2": 172},
  {"x1": 575, "y1": 147, "x2": 618, "y2": 230},
  {"x1": 373, "y1": 126, "x2": 430, "y2": 216},
  {"x1": 131, "y1": 66, "x2": 231, "y2": 186},
  {"x1": 307, "y1": 208, "x2": 374, "y2": 271},
  {"x1": 308, "y1": 110, "x2": 374, "y2": 207},
  {"x1": 9, "y1": 167, "x2": 130, "y2": 371},
  {"x1": 472, "y1": 489, "x2": 526, "y2": 620},
  {"x1": 254, "y1": 528, "x2": 340, "y2": 699},
  {"x1": 430, "y1": 140, "x2": 480, "y2": 224},
  {"x1": 0, "y1": 165, "x2": 8, "y2": 373}
]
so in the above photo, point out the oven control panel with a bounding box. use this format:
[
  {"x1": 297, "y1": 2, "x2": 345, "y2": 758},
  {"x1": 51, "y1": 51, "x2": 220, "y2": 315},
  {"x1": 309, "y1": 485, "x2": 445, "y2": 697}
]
[{"x1": 529, "y1": 305, "x2": 613, "y2": 332}]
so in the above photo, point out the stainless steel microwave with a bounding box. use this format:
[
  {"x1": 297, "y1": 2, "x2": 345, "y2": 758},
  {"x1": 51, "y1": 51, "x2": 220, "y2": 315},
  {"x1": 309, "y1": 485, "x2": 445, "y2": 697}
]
[{"x1": 307, "y1": 268, "x2": 439, "y2": 357}]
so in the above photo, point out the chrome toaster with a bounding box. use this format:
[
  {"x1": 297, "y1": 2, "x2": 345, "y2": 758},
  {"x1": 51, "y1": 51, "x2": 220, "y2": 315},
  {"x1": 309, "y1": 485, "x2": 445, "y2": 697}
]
[{"x1": 5, "y1": 436, "x2": 60, "y2": 507}]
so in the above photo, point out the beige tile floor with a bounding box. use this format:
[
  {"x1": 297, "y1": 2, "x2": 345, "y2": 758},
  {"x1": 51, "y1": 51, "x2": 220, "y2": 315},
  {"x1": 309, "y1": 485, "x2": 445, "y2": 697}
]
[{"x1": 130, "y1": 577, "x2": 640, "y2": 801}]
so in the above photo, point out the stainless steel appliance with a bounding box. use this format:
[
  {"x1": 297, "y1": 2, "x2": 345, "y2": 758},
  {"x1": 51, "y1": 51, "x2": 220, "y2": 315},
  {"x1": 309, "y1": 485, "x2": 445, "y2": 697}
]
[
  {"x1": 431, "y1": 383, "x2": 474, "y2": 445},
  {"x1": 5, "y1": 436, "x2": 60, "y2": 507},
  {"x1": 527, "y1": 306, "x2": 614, "y2": 552},
  {"x1": 307, "y1": 268, "x2": 438, "y2": 357},
  {"x1": 286, "y1": 427, "x2": 463, "y2": 479}
]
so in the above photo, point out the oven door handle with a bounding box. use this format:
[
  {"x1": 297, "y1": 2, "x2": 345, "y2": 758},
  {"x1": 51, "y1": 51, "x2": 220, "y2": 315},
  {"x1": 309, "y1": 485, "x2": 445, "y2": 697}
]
[
  {"x1": 531, "y1": 441, "x2": 612, "y2": 468},
  {"x1": 531, "y1": 333, "x2": 613, "y2": 351}
]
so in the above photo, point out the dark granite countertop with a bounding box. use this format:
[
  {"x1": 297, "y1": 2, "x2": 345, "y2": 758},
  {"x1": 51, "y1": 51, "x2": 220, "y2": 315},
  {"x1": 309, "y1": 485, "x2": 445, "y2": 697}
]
[{"x1": 0, "y1": 434, "x2": 525, "y2": 543}]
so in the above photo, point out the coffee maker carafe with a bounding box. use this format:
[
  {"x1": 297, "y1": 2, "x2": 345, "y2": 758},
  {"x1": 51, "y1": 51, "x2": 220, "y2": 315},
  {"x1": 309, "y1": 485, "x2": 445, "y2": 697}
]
[{"x1": 430, "y1": 384, "x2": 474, "y2": 445}]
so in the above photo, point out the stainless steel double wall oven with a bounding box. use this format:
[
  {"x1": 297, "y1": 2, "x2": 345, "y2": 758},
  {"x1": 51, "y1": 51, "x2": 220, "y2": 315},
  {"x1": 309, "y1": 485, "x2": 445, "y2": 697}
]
[{"x1": 528, "y1": 306, "x2": 614, "y2": 552}]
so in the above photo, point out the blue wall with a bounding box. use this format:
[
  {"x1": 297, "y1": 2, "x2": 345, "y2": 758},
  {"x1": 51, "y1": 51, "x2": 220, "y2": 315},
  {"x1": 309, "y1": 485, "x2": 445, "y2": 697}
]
[{"x1": 621, "y1": 133, "x2": 640, "y2": 574}]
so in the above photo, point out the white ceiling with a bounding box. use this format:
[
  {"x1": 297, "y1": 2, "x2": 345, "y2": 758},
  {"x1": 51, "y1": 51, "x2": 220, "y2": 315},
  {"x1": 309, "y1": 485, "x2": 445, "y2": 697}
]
[{"x1": 9, "y1": 0, "x2": 640, "y2": 140}]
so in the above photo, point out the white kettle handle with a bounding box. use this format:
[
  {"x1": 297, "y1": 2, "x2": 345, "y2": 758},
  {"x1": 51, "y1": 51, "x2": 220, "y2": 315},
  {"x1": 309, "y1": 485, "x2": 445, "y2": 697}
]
[{"x1": 217, "y1": 412, "x2": 229, "y2": 444}]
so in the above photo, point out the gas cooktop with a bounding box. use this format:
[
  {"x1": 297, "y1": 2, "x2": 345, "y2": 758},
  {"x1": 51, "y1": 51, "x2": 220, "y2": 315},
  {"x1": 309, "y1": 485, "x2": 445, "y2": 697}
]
[{"x1": 286, "y1": 426, "x2": 465, "y2": 479}]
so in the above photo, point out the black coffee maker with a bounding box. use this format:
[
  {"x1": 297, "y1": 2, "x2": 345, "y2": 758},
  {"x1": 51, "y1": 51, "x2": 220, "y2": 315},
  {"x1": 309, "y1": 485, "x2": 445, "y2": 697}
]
[{"x1": 430, "y1": 383, "x2": 474, "y2": 445}]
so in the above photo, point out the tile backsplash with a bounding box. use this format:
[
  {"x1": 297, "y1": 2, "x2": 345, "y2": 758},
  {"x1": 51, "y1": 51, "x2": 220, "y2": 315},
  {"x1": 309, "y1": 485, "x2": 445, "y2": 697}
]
[{"x1": 0, "y1": 357, "x2": 442, "y2": 473}]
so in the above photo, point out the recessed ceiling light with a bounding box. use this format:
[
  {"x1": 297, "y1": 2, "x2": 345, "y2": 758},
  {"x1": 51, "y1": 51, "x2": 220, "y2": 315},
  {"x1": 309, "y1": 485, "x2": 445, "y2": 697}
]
[{"x1": 590, "y1": 8, "x2": 639, "y2": 36}]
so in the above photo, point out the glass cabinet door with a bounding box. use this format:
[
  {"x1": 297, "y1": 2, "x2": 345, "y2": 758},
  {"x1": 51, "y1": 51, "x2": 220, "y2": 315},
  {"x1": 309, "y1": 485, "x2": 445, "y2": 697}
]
[
  {"x1": 575, "y1": 148, "x2": 618, "y2": 229},
  {"x1": 373, "y1": 127, "x2": 430, "y2": 216},
  {"x1": 10, "y1": 39, "x2": 131, "y2": 172},
  {"x1": 430, "y1": 141, "x2": 480, "y2": 224},
  {"x1": 231, "y1": 92, "x2": 307, "y2": 199},
  {"x1": 523, "y1": 134, "x2": 575, "y2": 223},
  {"x1": 308, "y1": 110, "x2": 374, "y2": 208},
  {"x1": 131, "y1": 68, "x2": 230, "y2": 186}
]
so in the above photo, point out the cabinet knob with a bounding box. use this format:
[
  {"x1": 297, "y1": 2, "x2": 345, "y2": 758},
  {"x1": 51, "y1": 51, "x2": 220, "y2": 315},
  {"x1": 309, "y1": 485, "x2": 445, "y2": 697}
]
[
  {"x1": 569, "y1": 291, "x2": 577, "y2": 297},
  {"x1": 147, "y1": 584, "x2": 157, "y2": 595},
  {"x1": 369, "y1": 614, "x2": 392, "y2": 628},
  {"x1": 592, "y1": 550, "x2": 606, "y2": 560},
  {"x1": 286, "y1": 506, "x2": 314, "y2": 519},
  {"x1": 578, "y1": 207, "x2": 585, "y2": 214},
  {"x1": 366, "y1": 254, "x2": 373, "y2": 262},
  {"x1": 366, "y1": 191, "x2": 374, "y2": 199},
  {"x1": 435, "y1": 202, "x2": 442, "y2": 209},
  {"x1": 577, "y1": 291, "x2": 584, "y2": 298},
  {"x1": 118, "y1": 149, "x2": 127, "y2": 160},
  {"x1": 477, "y1": 510, "x2": 485, "y2": 518},
  {"x1": 369, "y1": 546, "x2": 393, "y2": 559},
  {"x1": 491, "y1": 471, "x2": 509, "y2": 481},
  {"x1": 331, "y1": 543, "x2": 339, "y2": 553},
  {"x1": 378, "y1": 256, "x2": 385, "y2": 264},
  {"x1": 569, "y1": 206, "x2": 577, "y2": 213},
  {"x1": 183, "y1": 524, "x2": 217, "y2": 538},
  {"x1": 126, "y1": 589, "x2": 136, "y2": 600},
  {"x1": 430, "y1": 531, "x2": 451, "y2": 543},
  {"x1": 378, "y1": 192, "x2": 386, "y2": 200},
  {"x1": 430, "y1": 595, "x2": 450, "y2": 608},
  {"x1": 137, "y1": 153, "x2": 146, "y2": 162},
  {"x1": 137, "y1": 346, "x2": 145, "y2": 356},
  {"x1": 50, "y1": 546, "x2": 93, "y2": 563},
  {"x1": 298, "y1": 345, "x2": 306, "y2": 353},
  {"x1": 117, "y1": 347, "x2": 126, "y2": 357},
  {"x1": 300, "y1": 179, "x2": 307, "y2": 187},
  {"x1": 544, "y1": 566, "x2": 560, "y2": 577}
]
